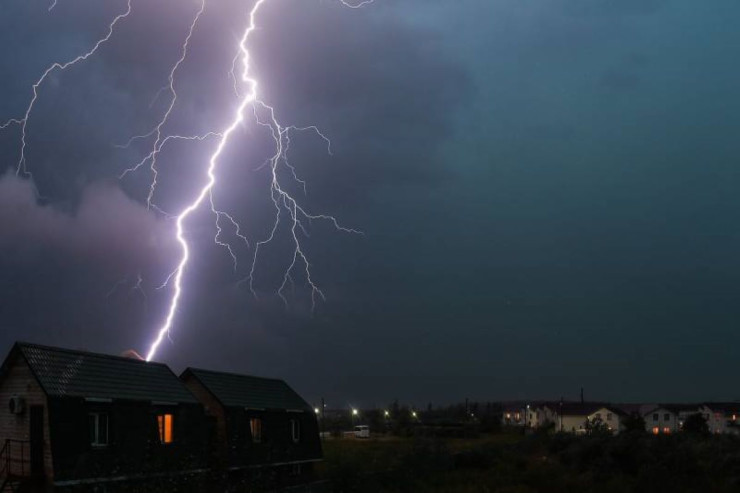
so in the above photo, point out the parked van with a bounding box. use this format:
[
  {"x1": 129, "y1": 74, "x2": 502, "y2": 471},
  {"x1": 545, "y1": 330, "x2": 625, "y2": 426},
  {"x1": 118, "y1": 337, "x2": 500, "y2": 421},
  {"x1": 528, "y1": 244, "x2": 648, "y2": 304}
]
[{"x1": 354, "y1": 425, "x2": 370, "y2": 438}]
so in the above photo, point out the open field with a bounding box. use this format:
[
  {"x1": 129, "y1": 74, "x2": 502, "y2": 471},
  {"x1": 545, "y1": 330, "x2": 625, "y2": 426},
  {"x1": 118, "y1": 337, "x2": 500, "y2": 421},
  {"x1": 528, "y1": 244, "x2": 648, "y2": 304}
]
[{"x1": 317, "y1": 431, "x2": 740, "y2": 493}]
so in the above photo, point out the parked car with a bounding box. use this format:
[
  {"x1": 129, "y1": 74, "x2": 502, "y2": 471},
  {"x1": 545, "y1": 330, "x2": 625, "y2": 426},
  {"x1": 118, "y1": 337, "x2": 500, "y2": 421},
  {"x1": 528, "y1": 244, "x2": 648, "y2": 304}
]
[{"x1": 354, "y1": 425, "x2": 370, "y2": 438}]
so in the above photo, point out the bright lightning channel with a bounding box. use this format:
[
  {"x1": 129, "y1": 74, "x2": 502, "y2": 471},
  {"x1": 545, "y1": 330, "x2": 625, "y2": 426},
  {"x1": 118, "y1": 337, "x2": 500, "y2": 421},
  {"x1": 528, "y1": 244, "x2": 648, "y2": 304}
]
[
  {"x1": 143, "y1": 0, "x2": 367, "y2": 361},
  {"x1": 0, "y1": 0, "x2": 371, "y2": 364}
]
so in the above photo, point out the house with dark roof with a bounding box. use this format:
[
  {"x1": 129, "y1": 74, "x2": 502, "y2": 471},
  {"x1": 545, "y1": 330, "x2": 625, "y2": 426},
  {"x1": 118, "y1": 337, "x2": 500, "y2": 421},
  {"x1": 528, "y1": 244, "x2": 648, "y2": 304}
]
[
  {"x1": 180, "y1": 367, "x2": 322, "y2": 486},
  {"x1": 0, "y1": 342, "x2": 210, "y2": 491}
]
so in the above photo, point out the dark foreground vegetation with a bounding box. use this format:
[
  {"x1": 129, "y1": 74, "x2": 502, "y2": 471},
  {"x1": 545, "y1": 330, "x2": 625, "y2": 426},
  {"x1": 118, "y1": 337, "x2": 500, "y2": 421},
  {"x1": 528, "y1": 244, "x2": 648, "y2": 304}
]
[{"x1": 319, "y1": 431, "x2": 740, "y2": 493}]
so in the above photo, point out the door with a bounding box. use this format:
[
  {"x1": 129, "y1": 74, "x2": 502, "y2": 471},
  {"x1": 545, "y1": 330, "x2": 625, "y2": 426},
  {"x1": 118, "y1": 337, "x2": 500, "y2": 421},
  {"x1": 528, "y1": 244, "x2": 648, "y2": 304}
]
[{"x1": 29, "y1": 405, "x2": 44, "y2": 476}]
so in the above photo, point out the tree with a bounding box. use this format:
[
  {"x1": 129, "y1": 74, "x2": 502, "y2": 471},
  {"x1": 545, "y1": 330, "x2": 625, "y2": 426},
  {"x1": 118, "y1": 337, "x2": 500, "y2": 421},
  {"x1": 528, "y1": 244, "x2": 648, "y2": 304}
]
[
  {"x1": 585, "y1": 417, "x2": 611, "y2": 436},
  {"x1": 682, "y1": 413, "x2": 709, "y2": 435},
  {"x1": 622, "y1": 413, "x2": 646, "y2": 434}
]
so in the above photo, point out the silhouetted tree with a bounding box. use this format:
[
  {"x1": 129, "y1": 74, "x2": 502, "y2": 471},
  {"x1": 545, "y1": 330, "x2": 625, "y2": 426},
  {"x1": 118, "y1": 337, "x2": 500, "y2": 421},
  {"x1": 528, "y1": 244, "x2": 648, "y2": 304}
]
[
  {"x1": 682, "y1": 413, "x2": 709, "y2": 435},
  {"x1": 621, "y1": 413, "x2": 646, "y2": 433}
]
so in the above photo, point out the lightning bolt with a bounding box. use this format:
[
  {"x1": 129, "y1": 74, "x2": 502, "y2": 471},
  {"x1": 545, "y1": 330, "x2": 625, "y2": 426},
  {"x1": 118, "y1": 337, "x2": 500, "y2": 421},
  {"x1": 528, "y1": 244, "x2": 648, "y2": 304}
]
[
  {"x1": 2, "y1": 0, "x2": 372, "y2": 363},
  {"x1": 143, "y1": 0, "x2": 368, "y2": 361}
]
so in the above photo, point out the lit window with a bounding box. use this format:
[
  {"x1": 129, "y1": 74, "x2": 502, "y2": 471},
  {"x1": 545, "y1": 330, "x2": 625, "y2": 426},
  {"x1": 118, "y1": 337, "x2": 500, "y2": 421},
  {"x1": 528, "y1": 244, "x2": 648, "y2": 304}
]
[
  {"x1": 157, "y1": 414, "x2": 173, "y2": 444},
  {"x1": 733, "y1": 414, "x2": 737, "y2": 421},
  {"x1": 652, "y1": 427, "x2": 659, "y2": 435},
  {"x1": 515, "y1": 413, "x2": 520, "y2": 421},
  {"x1": 505, "y1": 413, "x2": 511, "y2": 419},
  {"x1": 663, "y1": 427, "x2": 671, "y2": 434},
  {"x1": 89, "y1": 413, "x2": 109, "y2": 447},
  {"x1": 653, "y1": 414, "x2": 658, "y2": 422},
  {"x1": 291, "y1": 419, "x2": 300, "y2": 443},
  {"x1": 250, "y1": 418, "x2": 262, "y2": 443}
]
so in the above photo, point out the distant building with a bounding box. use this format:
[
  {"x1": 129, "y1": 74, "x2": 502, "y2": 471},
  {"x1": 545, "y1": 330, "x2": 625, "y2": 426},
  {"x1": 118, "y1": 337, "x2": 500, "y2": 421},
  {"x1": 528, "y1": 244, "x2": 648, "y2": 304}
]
[
  {"x1": 700, "y1": 403, "x2": 740, "y2": 434},
  {"x1": 0, "y1": 342, "x2": 209, "y2": 491},
  {"x1": 180, "y1": 368, "x2": 322, "y2": 487}
]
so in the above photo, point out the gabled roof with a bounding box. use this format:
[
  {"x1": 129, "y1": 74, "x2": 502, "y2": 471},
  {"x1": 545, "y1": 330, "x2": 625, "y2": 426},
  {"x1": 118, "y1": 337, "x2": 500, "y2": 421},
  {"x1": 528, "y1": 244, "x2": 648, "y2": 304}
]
[
  {"x1": 3, "y1": 342, "x2": 197, "y2": 404},
  {"x1": 182, "y1": 367, "x2": 311, "y2": 411}
]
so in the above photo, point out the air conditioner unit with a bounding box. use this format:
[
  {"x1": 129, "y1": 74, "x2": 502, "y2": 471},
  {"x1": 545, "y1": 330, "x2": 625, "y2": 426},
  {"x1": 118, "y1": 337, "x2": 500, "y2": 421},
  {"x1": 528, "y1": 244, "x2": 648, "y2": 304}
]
[{"x1": 9, "y1": 395, "x2": 25, "y2": 415}]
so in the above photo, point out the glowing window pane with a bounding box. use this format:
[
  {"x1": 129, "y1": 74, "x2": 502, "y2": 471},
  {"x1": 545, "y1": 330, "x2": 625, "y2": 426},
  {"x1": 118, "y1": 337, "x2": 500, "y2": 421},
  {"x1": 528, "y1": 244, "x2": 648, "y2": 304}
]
[
  {"x1": 250, "y1": 418, "x2": 262, "y2": 443},
  {"x1": 157, "y1": 414, "x2": 173, "y2": 444}
]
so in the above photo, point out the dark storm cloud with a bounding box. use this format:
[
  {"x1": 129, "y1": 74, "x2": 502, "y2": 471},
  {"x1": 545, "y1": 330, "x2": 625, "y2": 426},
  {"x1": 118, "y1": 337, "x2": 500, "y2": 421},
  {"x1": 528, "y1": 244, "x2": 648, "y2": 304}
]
[
  {"x1": 3, "y1": 0, "x2": 740, "y2": 407},
  {"x1": 0, "y1": 171, "x2": 175, "y2": 272}
]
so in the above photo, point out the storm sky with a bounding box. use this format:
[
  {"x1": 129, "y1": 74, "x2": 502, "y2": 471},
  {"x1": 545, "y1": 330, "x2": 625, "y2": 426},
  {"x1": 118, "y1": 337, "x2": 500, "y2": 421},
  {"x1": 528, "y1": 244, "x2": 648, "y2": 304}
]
[{"x1": 1, "y1": 0, "x2": 739, "y2": 407}]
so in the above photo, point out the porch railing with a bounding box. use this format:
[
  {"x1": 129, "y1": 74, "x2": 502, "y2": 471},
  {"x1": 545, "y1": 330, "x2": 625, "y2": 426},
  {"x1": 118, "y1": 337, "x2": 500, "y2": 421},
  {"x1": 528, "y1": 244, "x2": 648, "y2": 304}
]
[{"x1": 0, "y1": 439, "x2": 30, "y2": 480}]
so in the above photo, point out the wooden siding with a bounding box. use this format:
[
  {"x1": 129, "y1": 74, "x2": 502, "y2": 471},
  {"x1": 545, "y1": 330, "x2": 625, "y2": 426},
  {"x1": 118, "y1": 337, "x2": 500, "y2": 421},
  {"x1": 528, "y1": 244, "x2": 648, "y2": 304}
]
[
  {"x1": 181, "y1": 373, "x2": 227, "y2": 466},
  {"x1": 47, "y1": 398, "x2": 210, "y2": 482},
  {"x1": 0, "y1": 351, "x2": 54, "y2": 479}
]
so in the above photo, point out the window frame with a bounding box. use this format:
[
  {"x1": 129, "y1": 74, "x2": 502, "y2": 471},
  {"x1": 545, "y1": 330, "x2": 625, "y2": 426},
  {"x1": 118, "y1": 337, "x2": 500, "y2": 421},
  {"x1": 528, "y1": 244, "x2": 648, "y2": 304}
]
[
  {"x1": 291, "y1": 418, "x2": 301, "y2": 443},
  {"x1": 250, "y1": 417, "x2": 262, "y2": 444},
  {"x1": 89, "y1": 412, "x2": 109, "y2": 447}
]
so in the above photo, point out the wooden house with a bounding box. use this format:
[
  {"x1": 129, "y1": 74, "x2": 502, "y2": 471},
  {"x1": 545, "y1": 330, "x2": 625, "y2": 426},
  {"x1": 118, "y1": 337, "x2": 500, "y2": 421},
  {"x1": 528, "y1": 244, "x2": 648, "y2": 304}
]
[
  {"x1": 180, "y1": 368, "x2": 322, "y2": 487},
  {"x1": 0, "y1": 342, "x2": 210, "y2": 492}
]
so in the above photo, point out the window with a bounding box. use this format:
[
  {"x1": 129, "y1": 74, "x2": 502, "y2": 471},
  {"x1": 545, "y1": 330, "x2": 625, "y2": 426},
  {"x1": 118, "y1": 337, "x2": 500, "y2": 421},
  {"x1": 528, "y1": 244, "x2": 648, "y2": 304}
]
[
  {"x1": 663, "y1": 427, "x2": 671, "y2": 434},
  {"x1": 250, "y1": 418, "x2": 262, "y2": 443},
  {"x1": 157, "y1": 414, "x2": 173, "y2": 444},
  {"x1": 595, "y1": 413, "x2": 602, "y2": 420},
  {"x1": 291, "y1": 419, "x2": 300, "y2": 443},
  {"x1": 653, "y1": 413, "x2": 659, "y2": 422},
  {"x1": 89, "y1": 413, "x2": 109, "y2": 447},
  {"x1": 652, "y1": 427, "x2": 659, "y2": 435},
  {"x1": 664, "y1": 413, "x2": 670, "y2": 421}
]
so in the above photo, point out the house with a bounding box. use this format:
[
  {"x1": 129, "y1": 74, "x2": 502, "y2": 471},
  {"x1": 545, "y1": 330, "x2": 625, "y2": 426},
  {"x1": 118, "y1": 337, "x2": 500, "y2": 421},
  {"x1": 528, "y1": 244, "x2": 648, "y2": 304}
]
[
  {"x1": 555, "y1": 402, "x2": 624, "y2": 434},
  {"x1": 0, "y1": 342, "x2": 210, "y2": 491},
  {"x1": 586, "y1": 406, "x2": 625, "y2": 434},
  {"x1": 700, "y1": 403, "x2": 740, "y2": 434},
  {"x1": 642, "y1": 404, "x2": 695, "y2": 434},
  {"x1": 180, "y1": 367, "x2": 322, "y2": 487},
  {"x1": 501, "y1": 404, "x2": 525, "y2": 427}
]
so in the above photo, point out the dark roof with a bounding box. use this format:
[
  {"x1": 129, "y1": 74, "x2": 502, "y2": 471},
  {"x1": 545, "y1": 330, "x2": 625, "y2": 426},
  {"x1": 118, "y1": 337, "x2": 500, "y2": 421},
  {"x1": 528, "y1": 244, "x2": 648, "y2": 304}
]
[
  {"x1": 703, "y1": 402, "x2": 740, "y2": 414},
  {"x1": 6, "y1": 342, "x2": 197, "y2": 403},
  {"x1": 556, "y1": 402, "x2": 617, "y2": 416},
  {"x1": 183, "y1": 368, "x2": 311, "y2": 411}
]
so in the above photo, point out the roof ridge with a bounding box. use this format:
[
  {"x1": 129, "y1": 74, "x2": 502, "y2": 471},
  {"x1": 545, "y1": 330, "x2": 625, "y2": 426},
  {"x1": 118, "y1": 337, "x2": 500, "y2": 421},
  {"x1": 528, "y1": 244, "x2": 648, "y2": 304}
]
[
  {"x1": 186, "y1": 366, "x2": 285, "y2": 382},
  {"x1": 17, "y1": 341, "x2": 168, "y2": 368}
]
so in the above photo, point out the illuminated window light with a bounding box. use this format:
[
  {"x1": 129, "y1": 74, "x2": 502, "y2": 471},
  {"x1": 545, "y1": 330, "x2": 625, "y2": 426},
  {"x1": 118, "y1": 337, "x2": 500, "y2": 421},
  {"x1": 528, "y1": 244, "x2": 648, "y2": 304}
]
[
  {"x1": 157, "y1": 414, "x2": 173, "y2": 444},
  {"x1": 250, "y1": 418, "x2": 262, "y2": 443},
  {"x1": 652, "y1": 427, "x2": 659, "y2": 435}
]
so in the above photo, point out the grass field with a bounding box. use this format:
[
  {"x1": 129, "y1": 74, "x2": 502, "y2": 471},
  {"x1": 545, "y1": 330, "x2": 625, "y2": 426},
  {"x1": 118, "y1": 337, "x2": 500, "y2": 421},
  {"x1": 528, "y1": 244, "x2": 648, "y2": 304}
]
[{"x1": 317, "y1": 431, "x2": 740, "y2": 493}]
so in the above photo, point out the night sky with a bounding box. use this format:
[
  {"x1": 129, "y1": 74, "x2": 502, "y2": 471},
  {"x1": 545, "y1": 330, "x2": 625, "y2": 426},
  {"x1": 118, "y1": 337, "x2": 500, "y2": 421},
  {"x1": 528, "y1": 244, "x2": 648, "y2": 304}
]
[{"x1": 2, "y1": 0, "x2": 740, "y2": 408}]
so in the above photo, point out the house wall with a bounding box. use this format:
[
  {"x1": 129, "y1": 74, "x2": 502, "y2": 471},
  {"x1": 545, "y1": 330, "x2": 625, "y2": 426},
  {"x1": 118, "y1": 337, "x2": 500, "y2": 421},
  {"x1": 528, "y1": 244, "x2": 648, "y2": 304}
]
[
  {"x1": 587, "y1": 407, "x2": 622, "y2": 434},
  {"x1": 224, "y1": 408, "x2": 322, "y2": 469},
  {"x1": 698, "y1": 406, "x2": 729, "y2": 434},
  {"x1": 560, "y1": 414, "x2": 588, "y2": 433},
  {"x1": 181, "y1": 374, "x2": 227, "y2": 466},
  {"x1": 644, "y1": 408, "x2": 678, "y2": 434},
  {"x1": 0, "y1": 351, "x2": 54, "y2": 480},
  {"x1": 47, "y1": 398, "x2": 210, "y2": 484}
]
